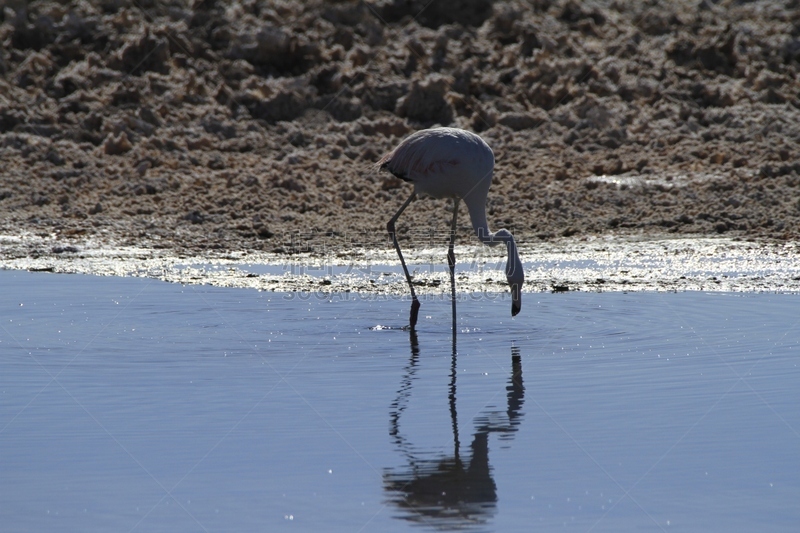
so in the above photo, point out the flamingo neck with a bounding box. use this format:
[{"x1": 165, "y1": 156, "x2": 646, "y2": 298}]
[
  {"x1": 465, "y1": 200, "x2": 504, "y2": 247},
  {"x1": 465, "y1": 198, "x2": 524, "y2": 283},
  {"x1": 465, "y1": 196, "x2": 524, "y2": 315}
]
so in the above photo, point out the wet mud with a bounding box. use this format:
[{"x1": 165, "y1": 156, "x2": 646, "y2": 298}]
[{"x1": 1, "y1": 1, "x2": 799, "y2": 288}]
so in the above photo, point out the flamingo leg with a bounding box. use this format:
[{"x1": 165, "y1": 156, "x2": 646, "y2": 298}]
[
  {"x1": 387, "y1": 192, "x2": 420, "y2": 328},
  {"x1": 448, "y1": 198, "x2": 460, "y2": 333}
]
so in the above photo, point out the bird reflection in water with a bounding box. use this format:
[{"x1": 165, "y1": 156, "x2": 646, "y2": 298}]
[{"x1": 384, "y1": 328, "x2": 525, "y2": 530}]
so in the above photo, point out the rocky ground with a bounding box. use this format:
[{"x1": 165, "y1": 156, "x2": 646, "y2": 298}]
[{"x1": 1, "y1": 0, "x2": 799, "y2": 263}]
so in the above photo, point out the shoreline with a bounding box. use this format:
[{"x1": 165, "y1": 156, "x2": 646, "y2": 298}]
[{"x1": 3, "y1": 232, "x2": 799, "y2": 295}]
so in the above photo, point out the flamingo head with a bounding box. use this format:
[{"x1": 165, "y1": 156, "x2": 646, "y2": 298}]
[
  {"x1": 497, "y1": 229, "x2": 524, "y2": 317},
  {"x1": 510, "y1": 282, "x2": 521, "y2": 316}
]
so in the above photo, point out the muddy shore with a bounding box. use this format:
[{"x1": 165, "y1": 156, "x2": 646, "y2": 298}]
[{"x1": 1, "y1": 0, "x2": 799, "y2": 272}]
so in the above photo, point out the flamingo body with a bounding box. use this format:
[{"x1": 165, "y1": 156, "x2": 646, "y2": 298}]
[
  {"x1": 379, "y1": 127, "x2": 494, "y2": 208},
  {"x1": 379, "y1": 127, "x2": 524, "y2": 328}
]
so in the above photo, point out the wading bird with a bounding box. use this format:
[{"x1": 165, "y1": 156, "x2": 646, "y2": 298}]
[{"x1": 378, "y1": 127, "x2": 524, "y2": 329}]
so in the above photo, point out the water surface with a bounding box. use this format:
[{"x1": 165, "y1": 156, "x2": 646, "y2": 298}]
[{"x1": 1, "y1": 270, "x2": 799, "y2": 532}]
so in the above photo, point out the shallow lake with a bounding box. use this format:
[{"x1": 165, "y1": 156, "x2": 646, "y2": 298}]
[{"x1": 1, "y1": 269, "x2": 799, "y2": 532}]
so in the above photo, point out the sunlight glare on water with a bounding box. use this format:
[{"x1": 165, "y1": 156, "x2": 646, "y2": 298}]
[{"x1": 1, "y1": 270, "x2": 799, "y2": 532}]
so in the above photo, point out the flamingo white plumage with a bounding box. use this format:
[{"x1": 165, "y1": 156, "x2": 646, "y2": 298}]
[{"x1": 378, "y1": 127, "x2": 524, "y2": 329}]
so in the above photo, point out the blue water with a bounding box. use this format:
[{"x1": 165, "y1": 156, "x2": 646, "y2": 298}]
[{"x1": 1, "y1": 270, "x2": 799, "y2": 532}]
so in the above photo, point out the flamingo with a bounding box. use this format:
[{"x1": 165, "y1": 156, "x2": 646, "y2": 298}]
[{"x1": 378, "y1": 127, "x2": 524, "y2": 329}]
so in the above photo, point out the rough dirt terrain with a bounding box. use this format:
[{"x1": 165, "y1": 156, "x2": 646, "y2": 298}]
[{"x1": 1, "y1": 0, "x2": 799, "y2": 264}]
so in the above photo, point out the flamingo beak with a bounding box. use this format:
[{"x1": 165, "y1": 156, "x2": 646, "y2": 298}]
[{"x1": 511, "y1": 283, "x2": 521, "y2": 316}]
